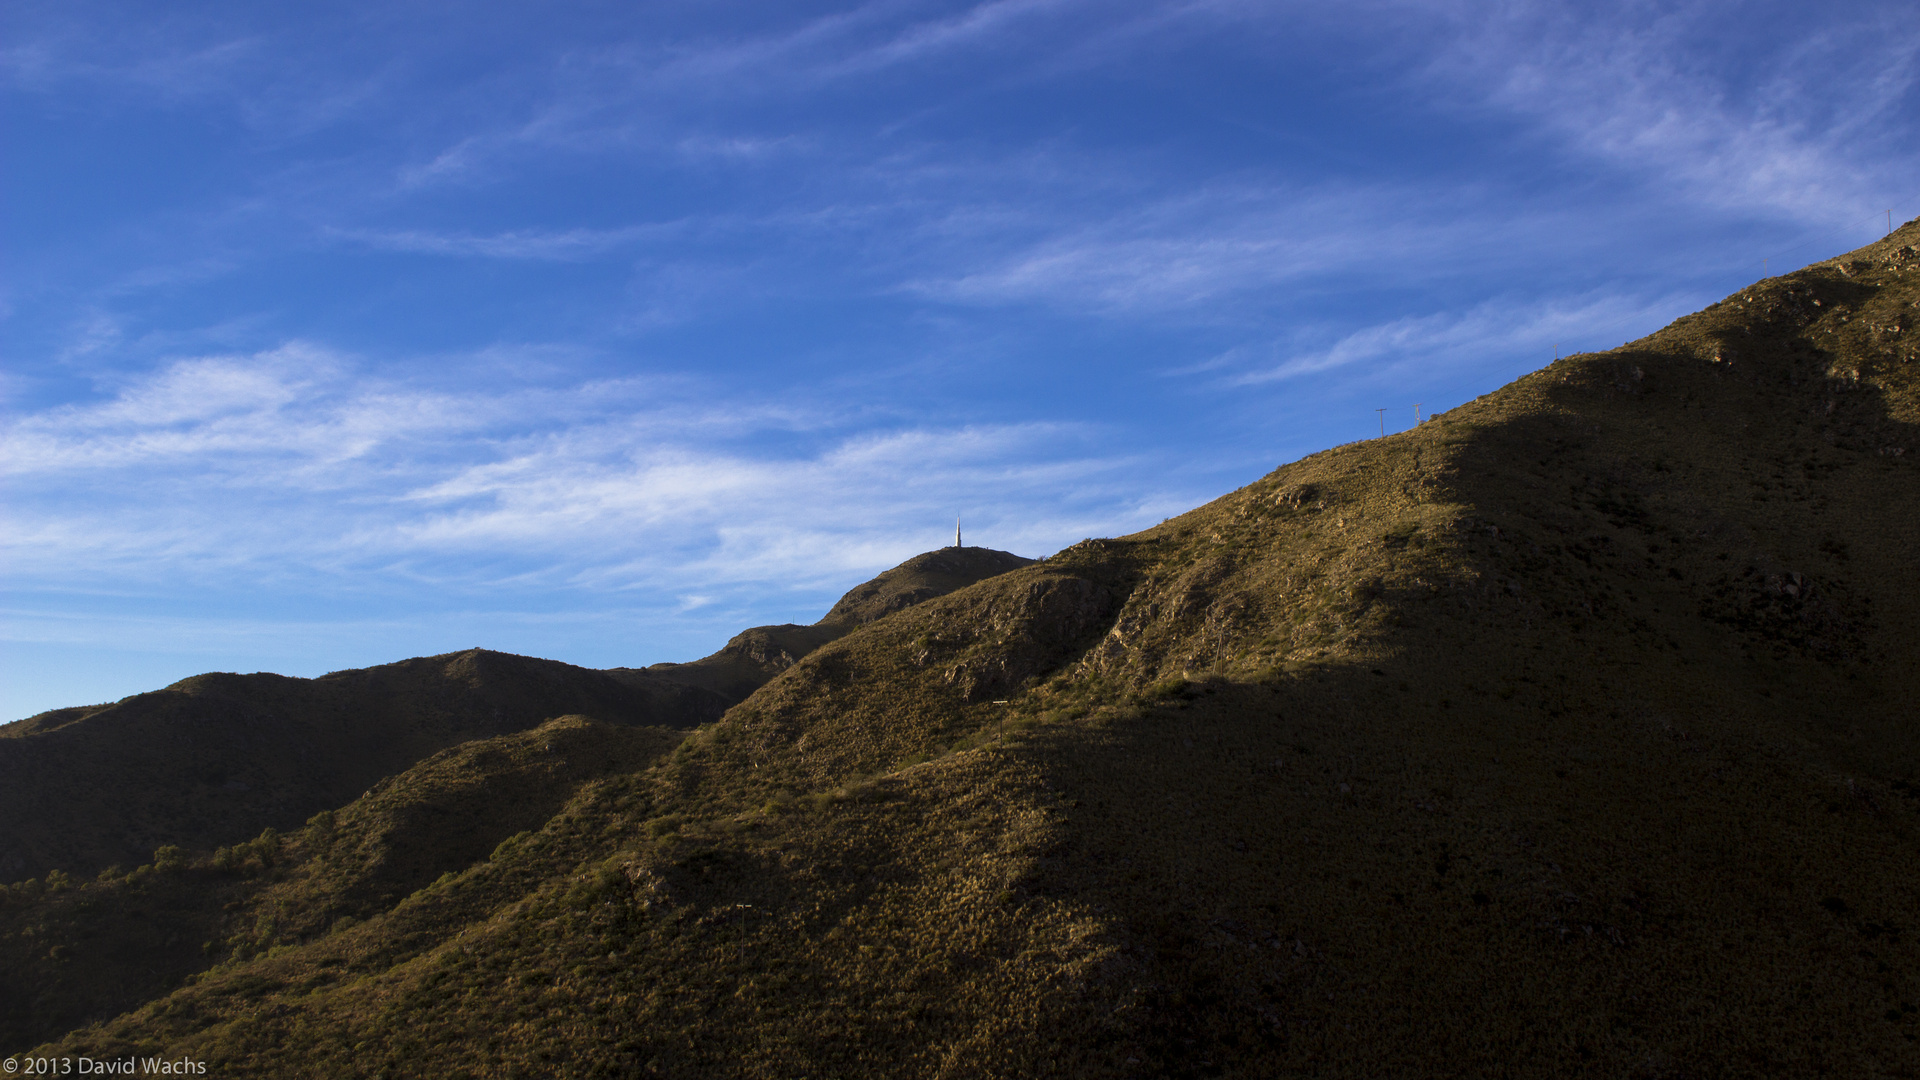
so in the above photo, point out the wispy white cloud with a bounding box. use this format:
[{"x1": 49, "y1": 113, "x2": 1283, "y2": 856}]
[
  {"x1": 1233, "y1": 289, "x2": 1696, "y2": 385},
  {"x1": 1392, "y1": 0, "x2": 1920, "y2": 223},
  {"x1": 1, "y1": 344, "x2": 1179, "y2": 597},
  {"x1": 4, "y1": 344, "x2": 448, "y2": 474},
  {"x1": 327, "y1": 223, "x2": 682, "y2": 260},
  {"x1": 0, "y1": 9, "x2": 392, "y2": 140},
  {"x1": 1, "y1": 27, "x2": 260, "y2": 101},
  {"x1": 600, "y1": 0, "x2": 1101, "y2": 96},
  {"x1": 395, "y1": 136, "x2": 491, "y2": 188},
  {"x1": 826, "y1": 0, "x2": 1091, "y2": 74},
  {"x1": 904, "y1": 180, "x2": 1583, "y2": 315},
  {"x1": 387, "y1": 420, "x2": 1155, "y2": 585},
  {"x1": 379, "y1": 0, "x2": 1165, "y2": 190},
  {"x1": 673, "y1": 133, "x2": 807, "y2": 162},
  {"x1": 1, "y1": 345, "x2": 820, "y2": 483}
]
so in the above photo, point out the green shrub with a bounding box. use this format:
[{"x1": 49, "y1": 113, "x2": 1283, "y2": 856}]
[
  {"x1": 563, "y1": 867, "x2": 625, "y2": 909},
  {"x1": 1147, "y1": 677, "x2": 1191, "y2": 700},
  {"x1": 210, "y1": 827, "x2": 282, "y2": 876},
  {"x1": 492, "y1": 831, "x2": 534, "y2": 861},
  {"x1": 304, "y1": 809, "x2": 337, "y2": 850}
]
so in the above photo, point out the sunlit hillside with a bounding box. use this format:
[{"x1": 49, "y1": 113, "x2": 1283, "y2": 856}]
[{"x1": 4, "y1": 224, "x2": 1916, "y2": 1077}]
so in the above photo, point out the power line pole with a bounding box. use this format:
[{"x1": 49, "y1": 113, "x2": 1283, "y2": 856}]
[{"x1": 1375, "y1": 408, "x2": 1387, "y2": 437}]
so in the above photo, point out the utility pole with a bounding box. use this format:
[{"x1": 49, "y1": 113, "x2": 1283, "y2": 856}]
[
  {"x1": 1414, "y1": 403, "x2": 1423, "y2": 425},
  {"x1": 1375, "y1": 408, "x2": 1387, "y2": 437}
]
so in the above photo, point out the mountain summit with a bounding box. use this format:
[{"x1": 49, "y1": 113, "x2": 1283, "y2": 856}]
[{"x1": 3, "y1": 225, "x2": 1917, "y2": 1076}]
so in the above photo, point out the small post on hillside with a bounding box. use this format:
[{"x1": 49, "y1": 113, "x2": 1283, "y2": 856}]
[
  {"x1": 1414, "y1": 403, "x2": 1423, "y2": 425},
  {"x1": 1376, "y1": 408, "x2": 1387, "y2": 437}
]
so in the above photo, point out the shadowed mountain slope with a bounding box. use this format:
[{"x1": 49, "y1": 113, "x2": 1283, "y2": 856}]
[
  {"x1": 0, "y1": 715, "x2": 683, "y2": 1052},
  {"x1": 0, "y1": 651, "x2": 720, "y2": 884},
  {"x1": 6, "y1": 226, "x2": 1918, "y2": 1075},
  {"x1": 0, "y1": 549, "x2": 1034, "y2": 887}
]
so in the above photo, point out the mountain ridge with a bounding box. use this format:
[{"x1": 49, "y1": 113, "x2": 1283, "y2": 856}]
[
  {"x1": 3, "y1": 223, "x2": 1917, "y2": 1075},
  {"x1": 0, "y1": 547, "x2": 1035, "y2": 885}
]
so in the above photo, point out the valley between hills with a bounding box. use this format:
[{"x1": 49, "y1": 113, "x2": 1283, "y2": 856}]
[{"x1": 3, "y1": 224, "x2": 1917, "y2": 1077}]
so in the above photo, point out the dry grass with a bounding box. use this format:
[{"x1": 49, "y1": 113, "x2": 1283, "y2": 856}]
[{"x1": 4, "y1": 224, "x2": 1918, "y2": 1076}]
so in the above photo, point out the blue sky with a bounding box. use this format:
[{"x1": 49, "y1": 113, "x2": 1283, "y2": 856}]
[{"x1": 4, "y1": 0, "x2": 1917, "y2": 719}]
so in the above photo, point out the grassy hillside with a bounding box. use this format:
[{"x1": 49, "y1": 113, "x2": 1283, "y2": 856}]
[
  {"x1": 0, "y1": 548, "x2": 1039, "y2": 1053},
  {"x1": 0, "y1": 650, "x2": 726, "y2": 884},
  {"x1": 5, "y1": 225, "x2": 1917, "y2": 1076},
  {"x1": 0, "y1": 547, "x2": 1031, "y2": 888},
  {"x1": 626, "y1": 547, "x2": 1034, "y2": 701},
  {"x1": 0, "y1": 716, "x2": 682, "y2": 1052}
]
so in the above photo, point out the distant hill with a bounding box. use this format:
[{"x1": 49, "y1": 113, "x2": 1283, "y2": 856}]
[
  {"x1": 3, "y1": 225, "x2": 1916, "y2": 1076},
  {"x1": 0, "y1": 547, "x2": 1033, "y2": 885}
]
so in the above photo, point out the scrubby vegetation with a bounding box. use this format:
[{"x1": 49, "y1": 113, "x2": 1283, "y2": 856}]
[{"x1": 3, "y1": 224, "x2": 1918, "y2": 1075}]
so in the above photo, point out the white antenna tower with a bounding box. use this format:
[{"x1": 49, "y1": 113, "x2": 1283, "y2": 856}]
[{"x1": 955, "y1": 517, "x2": 962, "y2": 548}]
